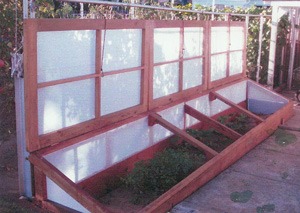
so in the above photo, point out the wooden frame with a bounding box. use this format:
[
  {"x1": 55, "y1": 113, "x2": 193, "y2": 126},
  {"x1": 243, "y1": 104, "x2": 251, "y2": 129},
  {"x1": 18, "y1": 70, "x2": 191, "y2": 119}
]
[
  {"x1": 24, "y1": 19, "x2": 246, "y2": 152},
  {"x1": 28, "y1": 88, "x2": 294, "y2": 213},
  {"x1": 24, "y1": 18, "x2": 291, "y2": 213},
  {"x1": 208, "y1": 21, "x2": 247, "y2": 89},
  {"x1": 24, "y1": 19, "x2": 150, "y2": 151},
  {"x1": 148, "y1": 20, "x2": 209, "y2": 110}
]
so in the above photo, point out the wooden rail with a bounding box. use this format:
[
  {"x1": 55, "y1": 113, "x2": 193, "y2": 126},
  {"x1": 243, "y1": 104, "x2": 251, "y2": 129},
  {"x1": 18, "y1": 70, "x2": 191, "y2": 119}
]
[
  {"x1": 184, "y1": 104, "x2": 242, "y2": 140},
  {"x1": 148, "y1": 112, "x2": 218, "y2": 159}
]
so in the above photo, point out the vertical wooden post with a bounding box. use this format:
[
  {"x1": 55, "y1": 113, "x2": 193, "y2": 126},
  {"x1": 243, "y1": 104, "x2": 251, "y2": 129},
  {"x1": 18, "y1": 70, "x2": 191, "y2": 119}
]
[{"x1": 256, "y1": 14, "x2": 264, "y2": 83}]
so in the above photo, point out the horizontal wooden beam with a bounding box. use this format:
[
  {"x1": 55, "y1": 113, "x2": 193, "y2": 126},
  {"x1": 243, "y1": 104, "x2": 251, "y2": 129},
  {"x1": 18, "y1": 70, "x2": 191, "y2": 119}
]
[
  {"x1": 28, "y1": 154, "x2": 110, "y2": 213},
  {"x1": 184, "y1": 104, "x2": 242, "y2": 140},
  {"x1": 210, "y1": 91, "x2": 264, "y2": 123},
  {"x1": 148, "y1": 112, "x2": 218, "y2": 158}
]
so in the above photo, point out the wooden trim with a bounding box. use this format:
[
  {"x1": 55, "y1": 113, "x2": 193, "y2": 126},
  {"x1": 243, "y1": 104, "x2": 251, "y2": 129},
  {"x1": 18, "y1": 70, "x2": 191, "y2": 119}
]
[
  {"x1": 28, "y1": 153, "x2": 110, "y2": 213},
  {"x1": 148, "y1": 112, "x2": 218, "y2": 159},
  {"x1": 179, "y1": 24, "x2": 184, "y2": 92},
  {"x1": 31, "y1": 19, "x2": 148, "y2": 32},
  {"x1": 210, "y1": 91, "x2": 264, "y2": 123},
  {"x1": 24, "y1": 20, "x2": 39, "y2": 151},
  {"x1": 33, "y1": 167, "x2": 47, "y2": 201},
  {"x1": 38, "y1": 74, "x2": 100, "y2": 88},
  {"x1": 95, "y1": 29, "x2": 101, "y2": 118},
  {"x1": 184, "y1": 104, "x2": 242, "y2": 140},
  {"x1": 102, "y1": 66, "x2": 145, "y2": 77}
]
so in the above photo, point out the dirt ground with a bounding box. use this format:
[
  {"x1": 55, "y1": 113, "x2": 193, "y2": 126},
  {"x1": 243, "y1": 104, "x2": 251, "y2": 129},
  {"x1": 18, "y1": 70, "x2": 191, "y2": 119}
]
[{"x1": 0, "y1": 136, "x2": 49, "y2": 213}]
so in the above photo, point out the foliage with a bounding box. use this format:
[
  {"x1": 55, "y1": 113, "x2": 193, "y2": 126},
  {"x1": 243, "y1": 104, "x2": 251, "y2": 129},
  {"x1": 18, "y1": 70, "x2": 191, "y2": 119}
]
[
  {"x1": 123, "y1": 142, "x2": 206, "y2": 204},
  {"x1": 273, "y1": 129, "x2": 297, "y2": 147},
  {"x1": 218, "y1": 113, "x2": 255, "y2": 134},
  {"x1": 0, "y1": 0, "x2": 22, "y2": 141},
  {"x1": 187, "y1": 128, "x2": 233, "y2": 152}
]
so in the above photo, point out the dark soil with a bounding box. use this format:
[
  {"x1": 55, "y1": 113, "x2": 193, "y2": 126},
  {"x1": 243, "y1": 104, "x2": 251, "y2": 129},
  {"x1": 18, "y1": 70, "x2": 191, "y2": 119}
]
[{"x1": 0, "y1": 136, "x2": 49, "y2": 213}]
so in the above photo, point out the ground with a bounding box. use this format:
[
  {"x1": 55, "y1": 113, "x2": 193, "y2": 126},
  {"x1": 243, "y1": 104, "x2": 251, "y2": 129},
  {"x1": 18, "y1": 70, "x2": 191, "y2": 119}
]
[{"x1": 0, "y1": 136, "x2": 49, "y2": 213}]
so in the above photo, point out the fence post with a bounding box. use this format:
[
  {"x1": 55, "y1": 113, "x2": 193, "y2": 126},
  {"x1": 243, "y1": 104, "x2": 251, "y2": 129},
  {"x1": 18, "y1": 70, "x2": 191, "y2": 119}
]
[
  {"x1": 288, "y1": 8, "x2": 299, "y2": 90},
  {"x1": 256, "y1": 14, "x2": 264, "y2": 82}
]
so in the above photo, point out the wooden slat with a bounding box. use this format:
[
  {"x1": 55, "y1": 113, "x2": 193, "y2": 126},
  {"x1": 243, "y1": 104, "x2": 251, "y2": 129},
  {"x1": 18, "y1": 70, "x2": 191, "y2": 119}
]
[
  {"x1": 140, "y1": 100, "x2": 293, "y2": 213},
  {"x1": 33, "y1": 167, "x2": 47, "y2": 201},
  {"x1": 24, "y1": 20, "x2": 39, "y2": 152},
  {"x1": 210, "y1": 91, "x2": 264, "y2": 123},
  {"x1": 95, "y1": 29, "x2": 101, "y2": 118},
  {"x1": 28, "y1": 154, "x2": 110, "y2": 213},
  {"x1": 148, "y1": 112, "x2": 218, "y2": 158},
  {"x1": 184, "y1": 104, "x2": 242, "y2": 140}
]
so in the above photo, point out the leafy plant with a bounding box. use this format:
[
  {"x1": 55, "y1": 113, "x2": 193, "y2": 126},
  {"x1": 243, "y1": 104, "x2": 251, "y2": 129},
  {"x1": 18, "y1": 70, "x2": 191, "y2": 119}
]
[
  {"x1": 218, "y1": 113, "x2": 255, "y2": 134},
  {"x1": 123, "y1": 142, "x2": 206, "y2": 204},
  {"x1": 187, "y1": 128, "x2": 233, "y2": 152}
]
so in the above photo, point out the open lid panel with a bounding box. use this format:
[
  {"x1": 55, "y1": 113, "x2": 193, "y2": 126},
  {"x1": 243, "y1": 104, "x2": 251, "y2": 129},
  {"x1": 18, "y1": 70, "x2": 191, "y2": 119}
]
[{"x1": 23, "y1": 19, "x2": 246, "y2": 152}]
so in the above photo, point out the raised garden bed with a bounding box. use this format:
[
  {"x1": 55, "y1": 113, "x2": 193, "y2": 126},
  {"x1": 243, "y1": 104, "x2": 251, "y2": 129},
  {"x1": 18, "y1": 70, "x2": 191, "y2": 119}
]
[{"x1": 97, "y1": 141, "x2": 207, "y2": 212}]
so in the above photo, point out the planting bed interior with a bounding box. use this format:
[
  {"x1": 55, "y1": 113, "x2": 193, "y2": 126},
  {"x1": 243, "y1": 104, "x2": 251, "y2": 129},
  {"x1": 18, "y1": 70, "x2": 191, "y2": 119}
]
[{"x1": 20, "y1": 18, "x2": 294, "y2": 213}]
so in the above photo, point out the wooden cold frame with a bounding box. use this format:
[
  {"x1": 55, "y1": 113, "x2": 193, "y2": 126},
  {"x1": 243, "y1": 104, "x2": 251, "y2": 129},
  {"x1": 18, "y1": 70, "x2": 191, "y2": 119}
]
[
  {"x1": 23, "y1": 18, "x2": 279, "y2": 213},
  {"x1": 28, "y1": 89, "x2": 294, "y2": 213}
]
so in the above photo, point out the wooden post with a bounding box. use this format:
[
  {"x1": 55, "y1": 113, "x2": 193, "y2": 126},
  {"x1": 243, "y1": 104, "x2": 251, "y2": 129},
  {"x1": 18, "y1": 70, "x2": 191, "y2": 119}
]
[{"x1": 256, "y1": 14, "x2": 264, "y2": 83}]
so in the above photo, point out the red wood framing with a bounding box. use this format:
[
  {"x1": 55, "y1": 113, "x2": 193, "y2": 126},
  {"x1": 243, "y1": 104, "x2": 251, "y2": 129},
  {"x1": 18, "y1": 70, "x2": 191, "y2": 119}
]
[
  {"x1": 24, "y1": 19, "x2": 246, "y2": 152},
  {"x1": 148, "y1": 112, "x2": 218, "y2": 159},
  {"x1": 208, "y1": 21, "x2": 246, "y2": 89},
  {"x1": 29, "y1": 153, "x2": 110, "y2": 213},
  {"x1": 149, "y1": 21, "x2": 209, "y2": 110},
  {"x1": 184, "y1": 104, "x2": 242, "y2": 140},
  {"x1": 28, "y1": 98, "x2": 294, "y2": 213},
  {"x1": 209, "y1": 91, "x2": 264, "y2": 123}
]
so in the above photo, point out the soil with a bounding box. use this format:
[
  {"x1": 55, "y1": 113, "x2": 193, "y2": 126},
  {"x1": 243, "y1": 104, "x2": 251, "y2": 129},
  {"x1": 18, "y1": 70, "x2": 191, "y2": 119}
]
[{"x1": 0, "y1": 136, "x2": 49, "y2": 213}]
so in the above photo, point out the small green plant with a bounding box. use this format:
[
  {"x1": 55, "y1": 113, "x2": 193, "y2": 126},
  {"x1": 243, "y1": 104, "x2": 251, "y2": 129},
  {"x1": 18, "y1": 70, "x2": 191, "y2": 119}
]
[
  {"x1": 187, "y1": 128, "x2": 233, "y2": 152},
  {"x1": 123, "y1": 142, "x2": 206, "y2": 205},
  {"x1": 218, "y1": 113, "x2": 254, "y2": 134}
]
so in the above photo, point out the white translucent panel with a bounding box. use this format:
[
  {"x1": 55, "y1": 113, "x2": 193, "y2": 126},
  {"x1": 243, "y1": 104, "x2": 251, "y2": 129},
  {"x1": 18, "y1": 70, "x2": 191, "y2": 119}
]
[
  {"x1": 154, "y1": 28, "x2": 180, "y2": 63},
  {"x1": 230, "y1": 27, "x2": 244, "y2": 50},
  {"x1": 45, "y1": 134, "x2": 107, "y2": 182},
  {"x1": 210, "y1": 99, "x2": 231, "y2": 116},
  {"x1": 211, "y1": 54, "x2": 227, "y2": 81},
  {"x1": 38, "y1": 79, "x2": 95, "y2": 135},
  {"x1": 183, "y1": 59, "x2": 203, "y2": 90},
  {"x1": 216, "y1": 80, "x2": 247, "y2": 104},
  {"x1": 247, "y1": 81, "x2": 289, "y2": 103},
  {"x1": 153, "y1": 104, "x2": 185, "y2": 143},
  {"x1": 247, "y1": 81, "x2": 288, "y2": 114},
  {"x1": 153, "y1": 63, "x2": 179, "y2": 99},
  {"x1": 101, "y1": 70, "x2": 141, "y2": 115},
  {"x1": 45, "y1": 117, "x2": 151, "y2": 180},
  {"x1": 107, "y1": 117, "x2": 151, "y2": 164},
  {"x1": 37, "y1": 30, "x2": 96, "y2": 83},
  {"x1": 186, "y1": 95, "x2": 210, "y2": 127},
  {"x1": 230, "y1": 51, "x2": 243, "y2": 76},
  {"x1": 183, "y1": 27, "x2": 203, "y2": 58},
  {"x1": 102, "y1": 29, "x2": 142, "y2": 72},
  {"x1": 47, "y1": 179, "x2": 89, "y2": 213},
  {"x1": 211, "y1": 27, "x2": 229, "y2": 54}
]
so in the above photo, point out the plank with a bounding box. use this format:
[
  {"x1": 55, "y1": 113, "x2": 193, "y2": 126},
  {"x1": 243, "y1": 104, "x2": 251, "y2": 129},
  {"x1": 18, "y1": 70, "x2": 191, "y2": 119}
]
[
  {"x1": 184, "y1": 104, "x2": 242, "y2": 140},
  {"x1": 210, "y1": 91, "x2": 264, "y2": 123},
  {"x1": 28, "y1": 154, "x2": 110, "y2": 213},
  {"x1": 148, "y1": 112, "x2": 218, "y2": 158}
]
